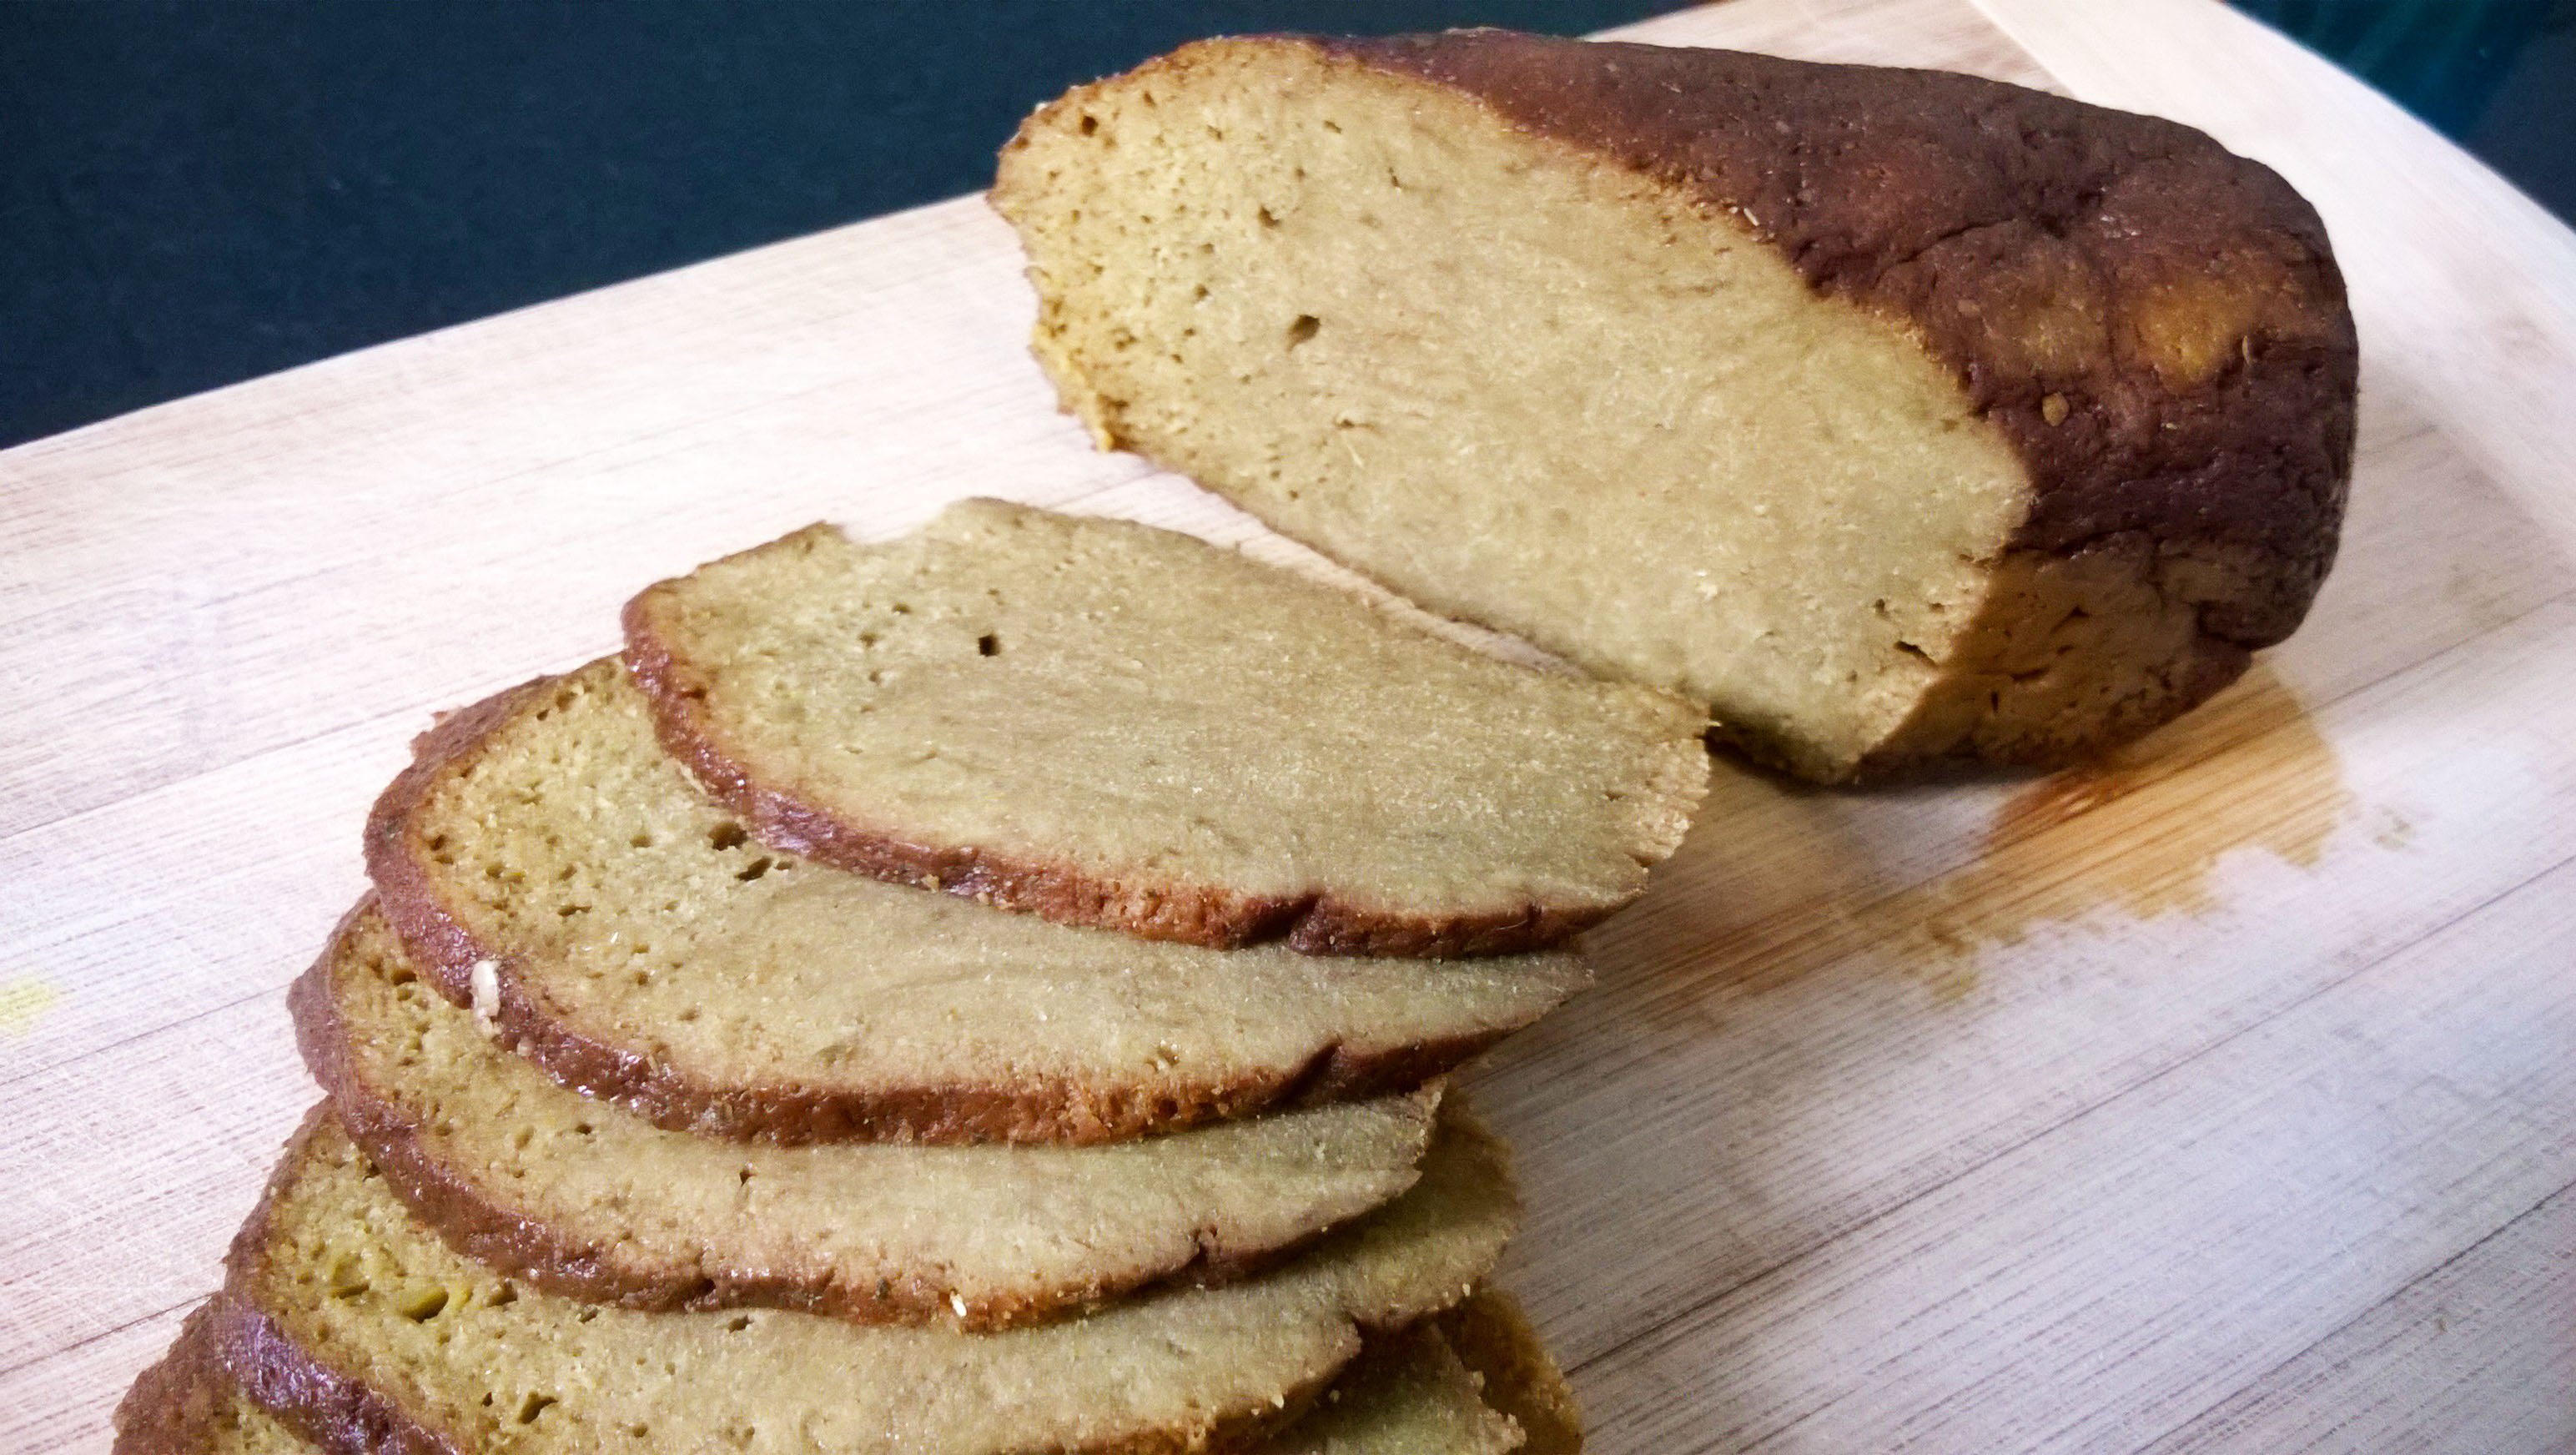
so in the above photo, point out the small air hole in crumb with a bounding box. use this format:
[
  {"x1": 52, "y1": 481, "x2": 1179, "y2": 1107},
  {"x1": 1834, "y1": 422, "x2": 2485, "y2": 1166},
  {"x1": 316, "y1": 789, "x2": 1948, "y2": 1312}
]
[
  {"x1": 977, "y1": 634, "x2": 1000, "y2": 657},
  {"x1": 1078, "y1": 114, "x2": 1098, "y2": 135},
  {"x1": 708, "y1": 823, "x2": 747, "y2": 851},
  {"x1": 516, "y1": 1393, "x2": 556, "y2": 1425},
  {"x1": 735, "y1": 857, "x2": 772, "y2": 883},
  {"x1": 1285, "y1": 315, "x2": 1320, "y2": 348},
  {"x1": 1258, "y1": 206, "x2": 1280, "y2": 229}
]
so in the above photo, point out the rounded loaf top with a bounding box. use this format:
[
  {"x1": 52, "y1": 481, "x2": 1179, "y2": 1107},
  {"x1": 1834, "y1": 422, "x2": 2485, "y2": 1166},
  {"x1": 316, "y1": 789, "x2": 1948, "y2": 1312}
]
[
  {"x1": 1311, "y1": 29, "x2": 2357, "y2": 637},
  {"x1": 995, "y1": 32, "x2": 2356, "y2": 779}
]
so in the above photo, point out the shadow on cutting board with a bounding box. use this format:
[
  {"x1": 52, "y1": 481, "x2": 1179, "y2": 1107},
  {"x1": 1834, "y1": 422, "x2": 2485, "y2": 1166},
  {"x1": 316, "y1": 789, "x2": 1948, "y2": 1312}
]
[
  {"x1": 1579, "y1": 663, "x2": 2352, "y2": 1010},
  {"x1": 1893, "y1": 665, "x2": 2353, "y2": 991}
]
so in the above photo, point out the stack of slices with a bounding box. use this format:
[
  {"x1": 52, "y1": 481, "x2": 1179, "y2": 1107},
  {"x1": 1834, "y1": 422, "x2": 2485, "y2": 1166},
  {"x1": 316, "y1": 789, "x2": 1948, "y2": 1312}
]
[{"x1": 116, "y1": 500, "x2": 1710, "y2": 1454}]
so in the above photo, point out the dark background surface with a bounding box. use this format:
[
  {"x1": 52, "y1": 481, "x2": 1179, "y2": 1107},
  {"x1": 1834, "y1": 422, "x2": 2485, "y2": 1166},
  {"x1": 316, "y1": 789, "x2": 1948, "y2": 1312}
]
[{"x1": 3, "y1": 0, "x2": 2569, "y2": 451}]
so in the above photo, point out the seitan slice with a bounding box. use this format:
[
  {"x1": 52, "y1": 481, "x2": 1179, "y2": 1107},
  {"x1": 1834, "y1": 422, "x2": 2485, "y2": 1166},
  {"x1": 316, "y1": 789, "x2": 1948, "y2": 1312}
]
[
  {"x1": 621, "y1": 501, "x2": 1708, "y2": 955},
  {"x1": 298, "y1": 899, "x2": 1441, "y2": 1329},
  {"x1": 207, "y1": 1106, "x2": 1517, "y2": 1455},
  {"x1": 1436, "y1": 1291, "x2": 1583, "y2": 1455},
  {"x1": 113, "y1": 1306, "x2": 304, "y2": 1455},
  {"x1": 365, "y1": 657, "x2": 1591, "y2": 1143},
  {"x1": 120, "y1": 1299, "x2": 1528, "y2": 1455},
  {"x1": 1258, "y1": 1321, "x2": 1523, "y2": 1455},
  {"x1": 992, "y1": 33, "x2": 2356, "y2": 782}
]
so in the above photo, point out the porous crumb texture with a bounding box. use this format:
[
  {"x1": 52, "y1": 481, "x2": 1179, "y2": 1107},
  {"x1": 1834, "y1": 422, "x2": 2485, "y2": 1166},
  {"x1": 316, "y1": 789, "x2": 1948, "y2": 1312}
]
[
  {"x1": 621, "y1": 501, "x2": 1708, "y2": 953},
  {"x1": 992, "y1": 33, "x2": 2356, "y2": 781},
  {"x1": 365, "y1": 657, "x2": 1592, "y2": 1143},
  {"x1": 299, "y1": 901, "x2": 1443, "y2": 1329},
  {"x1": 213, "y1": 1108, "x2": 1518, "y2": 1455},
  {"x1": 121, "y1": 1300, "x2": 1532, "y2": 1455}
]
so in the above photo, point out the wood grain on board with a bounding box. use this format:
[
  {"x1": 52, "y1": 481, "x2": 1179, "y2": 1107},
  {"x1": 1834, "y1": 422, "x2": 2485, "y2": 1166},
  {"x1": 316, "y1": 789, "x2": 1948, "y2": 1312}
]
[{"x1": 4, "y1": 0, "x2": 2572, "y2": 1451}]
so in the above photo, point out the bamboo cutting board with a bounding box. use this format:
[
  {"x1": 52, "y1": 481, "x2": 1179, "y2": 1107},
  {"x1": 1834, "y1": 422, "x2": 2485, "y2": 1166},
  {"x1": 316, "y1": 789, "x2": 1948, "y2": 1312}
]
[{"x1": 5, "y1": 0, "x2": 2573, "y2": 1450}]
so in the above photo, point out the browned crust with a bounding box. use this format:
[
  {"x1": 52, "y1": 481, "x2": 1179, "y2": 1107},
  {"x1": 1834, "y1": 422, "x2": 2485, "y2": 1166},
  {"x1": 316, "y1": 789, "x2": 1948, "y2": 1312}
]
[
  {"x1": 113, "y1": 1304, "x2": 241, "y2": 1455},
  {"x1": 622, "y1": 581, "x2": 1618, "y2": 957},
  {"x1": 363, "y1": 670, "x2": 1532, "y2": 1145},
  {"x1": 1851, "y1": 536, "x2": 2254, "y2": 775},
  {"x1": 292, "y1": 902, "x2": 1403, "y2": 1330},
  {"x1": 204, "y1": 1111, "x2": 1335, "y2": 1455},
  {"x1": 208, "y1": 1298, "x2": 461, "y2": 1455},
  {"x1": 199, "y1": 1108, "x2": 466, "y2": 1455},
  {"x1": 1306, "y1": 31, "x2": 2354, "y2": 650},
  {"x1": 1006, "y1": 33, "x2": 2354, "y2": 777},
  {"x1": 1436, "y1": 1290, "x2": 1583, "y2": 1455}
]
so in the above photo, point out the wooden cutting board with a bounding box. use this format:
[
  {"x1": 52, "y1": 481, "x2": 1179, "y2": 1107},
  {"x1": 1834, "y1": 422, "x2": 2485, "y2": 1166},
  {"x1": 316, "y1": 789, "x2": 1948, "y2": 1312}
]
[{"x1": 5, "y1": 0, "x2": 2572, "y2": 1449}]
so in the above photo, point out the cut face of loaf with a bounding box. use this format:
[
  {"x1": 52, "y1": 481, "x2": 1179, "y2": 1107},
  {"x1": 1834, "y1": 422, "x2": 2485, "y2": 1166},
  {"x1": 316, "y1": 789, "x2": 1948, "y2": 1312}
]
[
  {"x1": 121, "y1": 1300, "x2": 1543, "y2": 1455},
  {"x1": 992, "y1": 32, "x2": 2357, "y2": 781},
  {"x1": 621, "y1": 501, "x2": 1709, "y2": 954},
  {"x1": 297, "y1": 900, "x2": 1442, "y2": 1330},
  {"x1": 208, "y1": 1108, "x2": 1517, "y2": 1455},
  {"x1": 365, "y1": 657, "x2": 1590, "y2": 1143}
]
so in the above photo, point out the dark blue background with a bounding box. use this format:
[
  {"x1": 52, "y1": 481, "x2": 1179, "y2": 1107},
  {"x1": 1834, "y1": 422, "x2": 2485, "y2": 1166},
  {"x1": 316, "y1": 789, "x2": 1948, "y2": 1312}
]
[{"x1": 3, "y1": 1, "x2": 2567, "y2": 450}]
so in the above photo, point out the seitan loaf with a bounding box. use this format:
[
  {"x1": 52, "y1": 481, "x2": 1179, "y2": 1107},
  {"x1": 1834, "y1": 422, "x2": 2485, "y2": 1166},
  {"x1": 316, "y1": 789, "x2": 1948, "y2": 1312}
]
[
  {"x1": 204, "y1": 1106, "x2": 1517, "y2": 1455},
  {"x1": 992, "y1": 32, "x2": 2357, "y2": 781},
  {"x1": 297, "y1": 899, "x2": 1441, "y2": 1329},
  {"x1": 366, "y1": 655, "x2": 1590, "y2": 1143},
  {"x1": 621, "y1": 500, "x2": 1708, "y2": 954}
]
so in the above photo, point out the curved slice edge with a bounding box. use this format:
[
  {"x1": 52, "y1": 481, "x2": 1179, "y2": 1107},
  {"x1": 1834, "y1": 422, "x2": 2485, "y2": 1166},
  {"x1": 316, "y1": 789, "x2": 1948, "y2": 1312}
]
[
  {"x1": 204, "y1": 1106, "x2": 1517, "y2": 1455},
  {"x1": 292, "y1": 903, "x2": 1438, "y2": 1328},
  {"x1": 623, "y1": 562, "x2": 1629, "y2": 959},
  {"x1": 361, "y1": 668, "x2": 1559, "y2": 1145},
  {"x1": 1436, "y1": 1291, "x2": 1583, "y2": 1455},
  {"x1": 128, "y1": 1304, "x2": 1534, "y2": 1455}
]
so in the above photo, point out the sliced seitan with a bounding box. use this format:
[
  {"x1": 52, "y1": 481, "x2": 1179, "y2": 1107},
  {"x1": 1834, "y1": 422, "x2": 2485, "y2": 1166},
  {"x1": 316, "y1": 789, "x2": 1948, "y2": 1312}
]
[
  {"x1": 621, "y1": 501, "x2": 1708, "y2": 954},
  {"x1": 365, "y1": 657, "x2": 1591, "y2": 1143},
  {"x1": 204, "y1": 1106, "x2": 1517, "y2": 1455},
  {"x1": 297, "y1": 899, "x2": 1441, "y2": 1329},
  {"x1": 120, "y1": 1299, "x2": 1533, "y2": 1455}
]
